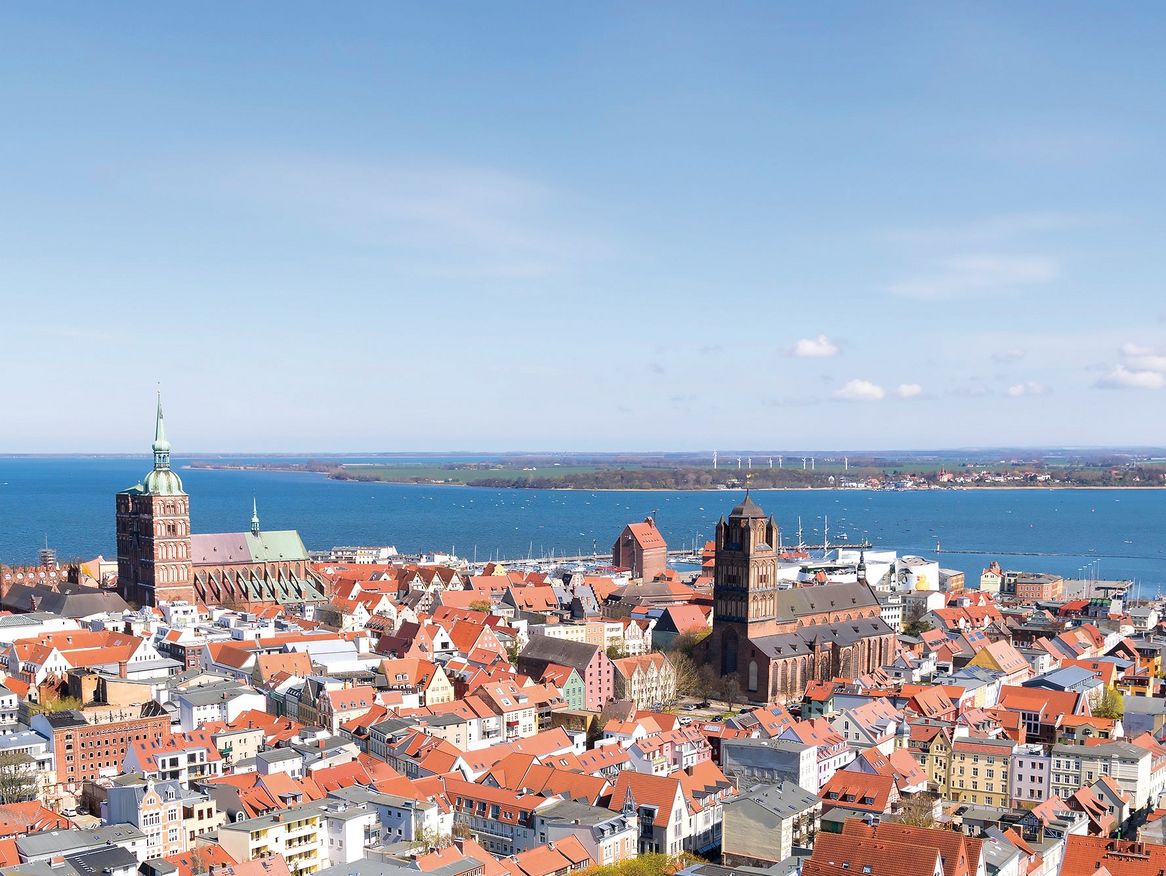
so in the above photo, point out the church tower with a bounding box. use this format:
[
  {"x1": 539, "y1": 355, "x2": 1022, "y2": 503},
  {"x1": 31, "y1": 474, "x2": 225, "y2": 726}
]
[
  {"x1": 709, "y1": 491, "x2": 781, "y2": 675},
  {"x1": 116, "y1": 395, "x2": 194, "y2": 607}
]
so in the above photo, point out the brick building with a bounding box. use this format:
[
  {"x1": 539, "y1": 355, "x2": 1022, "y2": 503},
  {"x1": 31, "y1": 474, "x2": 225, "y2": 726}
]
[
  {"x1": 116, "y1": 397, "x2": 327, "y2": 608},
  {"x1": 697, "y1": 494, "x2": 895, "y2": 703},
  {"x1": 612, "y1": 518, "x2": 667, "y2": 582},
  {"x1": 31, "y1": 707, "x2": 169, "y2": 793}
]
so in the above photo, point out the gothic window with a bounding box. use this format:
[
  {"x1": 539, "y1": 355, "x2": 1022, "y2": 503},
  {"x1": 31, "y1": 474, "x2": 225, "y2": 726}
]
[
  {"x1": 722, "y1": 629, "x2": 739, "y2": 675},
  {"x1": 748, "y1": 661, "x2": 758, "y2": 692}
]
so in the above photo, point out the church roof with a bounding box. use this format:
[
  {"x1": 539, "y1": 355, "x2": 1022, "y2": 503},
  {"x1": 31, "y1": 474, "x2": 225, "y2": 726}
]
[
  {"x1": 750, "y1": 616, "x2": 893, "y2": 659},
  {"x1": 191, "y1": 530, "x2": 310, "y2": 566},
  {"x1": 771, "y1": 581, "x2": 880, "y2": 622},
  {"x1": 729, "y1": 492, "x2": 767, "y2": 519}
]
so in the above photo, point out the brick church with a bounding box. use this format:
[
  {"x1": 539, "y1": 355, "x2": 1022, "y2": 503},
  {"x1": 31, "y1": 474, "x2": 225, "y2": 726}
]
[
  {"x1": 696, "y1": 493, "x2": 895, "y2": 703},
  {"x1": 116, "y1": 397, "x2": 327, "y2": 608}
]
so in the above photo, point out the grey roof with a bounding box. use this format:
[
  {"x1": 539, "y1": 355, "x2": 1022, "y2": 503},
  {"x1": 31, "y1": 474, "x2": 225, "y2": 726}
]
[
  {"x1": 536, "y1": 797, "x2": 633, "y2": 828},
  {"x1": 16, "y1": 825, "x2": 146, "y2": 861},
  {"x1": 256, "y1": 747, "x2": 301, "y2": 764},
  {"x1": 1024, "y1": 666, "x2": 1100, "y2": 690},
  {"x1": 722, "y1": 738, "x2": 813, "y2": 773},
  {"x1": 750, "y1": 615, "x2": 893, "y2": 660},
  {"x1": 518, "y1": 636, "x2": 600, "y2": 675},
  {"x1": 729, "y1": 493, "x2": 768, "y2": 519},
  {"x1": 46, "y1": 590, "x2": 130, "y2": 616},
  {"x1": 315, "y1": 860, "x2": 479, "y2": 876},
  {"x1": 175, "y1": 683, "x2": 258, "y2": 706},
  {"x1": 769, "y1": 582, "x2": 881, "y2": 622},
  {"x1": 221, "y1": 801, "x2": 326, "y2": 832},
  {"x1": 328, "y1": 786, "x2": 425, "y2": 810},
  {"x1": 726, "y1": 780, "x2": 821, "y2": 821},
  {"x1": 1051, "y1": 740, "x2": 1149, "y2": 760},
  {"x1": 39, "y1": 710, "x2": 88, "y2": 729},
  {"x1": 0, "y1": 731, "x2": 52, "y2": 752},
  {"x1": 0, "y1": 611, "x2": 66, "y2": 627},
  {"x1": 62, "y1": 845, "x2": 139, "y2": 876}
]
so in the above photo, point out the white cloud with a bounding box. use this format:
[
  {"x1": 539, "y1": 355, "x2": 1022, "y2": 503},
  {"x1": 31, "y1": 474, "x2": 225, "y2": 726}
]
[
  {"x1": 1120, "y1": 343, "x2": 1166, "y2": 373},
  {"x1": 1096, "y1": 365, "x2": 1166, "y2": 390},
  {"x1": 834, "y1": 379, "x2": 885, "y2": 402},
  {"x1": 1094, "y1": 343, "x2": 1166, "y2": 390},
  {"x1": 1007, "y1": 381, "x2": 1050, "y2": 397},
  {"x1": 896, "y1": 383, "x2": 923, "y2": 398},
  {"x1": 889, "y1": 254, "x2": 1059, "y2": 300},
  {"x1": 790, "y1": 335, "x2": 839, "y2": 358}
]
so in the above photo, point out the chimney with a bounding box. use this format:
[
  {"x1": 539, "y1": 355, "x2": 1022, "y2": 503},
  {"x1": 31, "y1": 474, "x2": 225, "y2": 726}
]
[{"x1": 119, "y1": 661, "x2": 128, "y2": 679}]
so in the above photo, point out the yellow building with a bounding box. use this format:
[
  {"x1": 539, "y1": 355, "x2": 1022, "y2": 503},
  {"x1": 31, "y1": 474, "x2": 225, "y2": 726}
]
[
  {"x1": 219, "y1": 803, "x2": 325, "y2": 876},
  {"x1": 909, "y1": 724, "x2": 952, "y2": 796},
  {"x1": 949, "y1": 737, "x2": 1015, "y2": 808}
]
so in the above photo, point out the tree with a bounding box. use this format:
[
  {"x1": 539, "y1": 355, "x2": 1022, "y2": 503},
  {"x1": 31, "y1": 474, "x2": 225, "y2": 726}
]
[
  {"x1": 718, "y1": 676, "x2": 744, "y2": 712},
  {"x1": 0, "y1": 752, "x2": 37, "y2": 804},
  {"x1": 409, "y1": 826, "x2": 452, "y2": 850},
  {"x1": 1094, "y1": 687, "x2": 1124, "y2": 719},
  {"x1": 581, "y1": 852, "x2": 699, "y2": 876},
  {"x1": 670, "y1": 628, "x2": 710, "y2": 656},
  {"x1": 891, "y1": 792, "x2": 937, "y2": 828},
  {"x1": 606, "y1": 643, "x2": 627, "y2": 660},
  {"x1": 26, "y1": 695, "x2": 82, "y2": 715},
  {"x1": 903, "y1": 618, "x2": 933, "y2": 638},
  {"x1": 468, "y1": 599, "x2": 492, "y2": 613}
]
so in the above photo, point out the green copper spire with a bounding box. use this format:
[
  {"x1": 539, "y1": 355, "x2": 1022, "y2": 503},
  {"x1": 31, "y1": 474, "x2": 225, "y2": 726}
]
[
  {"x1": 152, "y1": 391, "x2": 171, "y2": 468},
  {"x1": 142, "y1": 391, "x2": 185, "y2": 496},
  {"x1": 251, "y1": 497, "x2": 261, "y2": 536}
]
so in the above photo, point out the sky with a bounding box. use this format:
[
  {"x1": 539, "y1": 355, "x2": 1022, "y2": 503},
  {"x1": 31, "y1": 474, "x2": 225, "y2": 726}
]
[{"x1": 2, "y1": 3, "x2": 1165, "y2": 453}]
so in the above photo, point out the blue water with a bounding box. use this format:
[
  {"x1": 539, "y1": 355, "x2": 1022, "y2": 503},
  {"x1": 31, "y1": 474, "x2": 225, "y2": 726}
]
[{"x1": 0, "y1": 457, "x2": 1163, "y2": 593}]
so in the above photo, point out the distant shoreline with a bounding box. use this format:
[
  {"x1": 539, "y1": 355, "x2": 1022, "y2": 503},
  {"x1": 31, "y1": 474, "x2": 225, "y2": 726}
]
[{"x1": 181, "y1": 464, "x2": 1166, "y2": 492}]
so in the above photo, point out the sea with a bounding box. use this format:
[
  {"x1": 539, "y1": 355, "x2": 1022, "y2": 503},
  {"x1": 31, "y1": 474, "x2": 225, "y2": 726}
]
[{"x1": 1, "y1": 456, "x2": 1163, "y2": 596}]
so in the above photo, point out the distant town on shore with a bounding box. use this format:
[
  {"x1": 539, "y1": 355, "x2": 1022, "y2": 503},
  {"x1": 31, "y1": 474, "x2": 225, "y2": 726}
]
[{"x1": 187, "y1": 448, "x2": 1166, "y2": 491}]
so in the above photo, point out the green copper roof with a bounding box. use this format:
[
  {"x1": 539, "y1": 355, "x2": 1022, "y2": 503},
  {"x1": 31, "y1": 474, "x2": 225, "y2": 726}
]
[
  {"x1": 121, "y1": 392, "x2": 186, "y2": 496},
  {"x1": 144, "y1": 467, "x2": 185, "y2": 496},
  {"x1": 152, "y1": 392, "x2": 170, "y2": 454},
  {"x1": 245, "y1": 530, "x2": 309, "y2": 562}
]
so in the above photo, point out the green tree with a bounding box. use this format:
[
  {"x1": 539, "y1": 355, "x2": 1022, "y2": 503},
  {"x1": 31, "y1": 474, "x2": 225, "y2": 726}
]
[
  {"x1": 468, "y1": 599, "x2": 492, "y2": 613},
  {"x1": 581, "y1": 852, "x2": 699, "y2": 876},
  {"x1": 606, "y1": 643, "x2": 628, "y2": 660},
  {"x1": 26, "y1": 695, "x2": 82, "y2": 715},
  {"x1": 903, "y1": 619, "x2": 934, "y2": 637},
  {"x1": 1094, "y1": 687, "x2": 1124, "y2": 719}
]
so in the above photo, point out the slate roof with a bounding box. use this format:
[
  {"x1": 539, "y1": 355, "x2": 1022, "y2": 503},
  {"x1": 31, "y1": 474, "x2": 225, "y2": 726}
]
[
  {"x1": 751, "y1": 616, "x2": 893, "y2": 659},
  {"x1": 518, "y1": 637, "x2": 600, "y2": 676}
]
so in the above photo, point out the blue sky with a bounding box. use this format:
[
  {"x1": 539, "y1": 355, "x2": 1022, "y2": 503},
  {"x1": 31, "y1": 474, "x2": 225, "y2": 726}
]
[{"x1": 2, "y1": 4, "x2": 1165, "y2": 452}]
